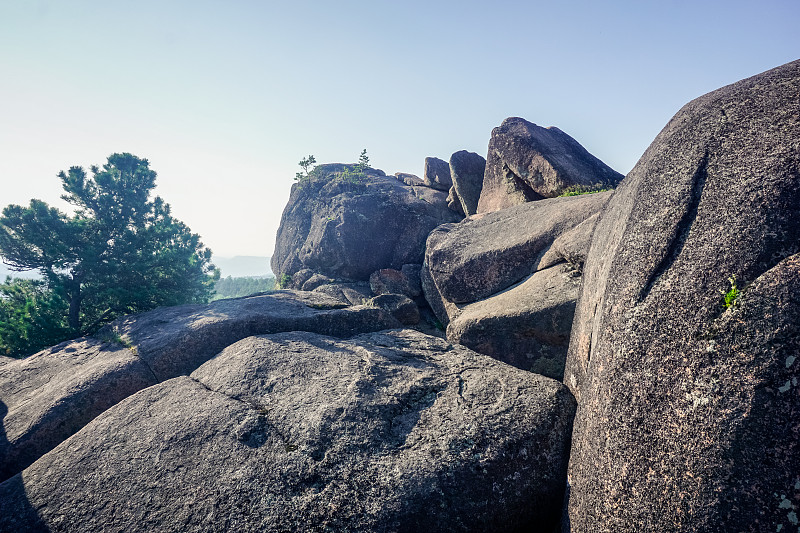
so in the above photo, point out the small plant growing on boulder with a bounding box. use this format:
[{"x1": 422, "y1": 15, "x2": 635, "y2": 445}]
[
  {"x1": 295, "y1": 155, "x2": 317, "y2": 182},
  {"x1": 557, "y1": 183, "x2": 614, "y2": 197},
  {"x1": 277, "y1": 273, "x2": 293, "y2": 289},
  {"x1": 338, "y1": 149, "x2": 370, "y2": 184},
  {"x1": 721, "y1": 275, "x2": 740, "y2": 309}
]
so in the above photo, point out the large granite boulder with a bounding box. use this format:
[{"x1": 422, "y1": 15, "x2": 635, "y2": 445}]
[
  {"x1": 424, "y1": 157, "x2": 453, "y2": 191},
  {"x1": 477, "y1": 118, "x2": 623, "y2": 213},
  {"x1": 1, "y1": 329, "x2": 577, "y2": 532},
  {"x1": 272, "y1": 164, "x2": 461, "y2": 281},
  {"x1": 424, "y1": 191, "x2": 611, "y2": 311},
  {"x1": 0, "y1": 339, "x2": 156, "y2": 483},
  {"x1": 447, "y1": 263, "x2": 580, "y2": 380},
  {"x1": 0, "y1": 291, "x2": 400, "y2": 482},
  {"x1": 449, "y1": 150, "x2": 486, "y2": 216},
  {"x1": 564, "y1": 59, "x2": 800, "y2": 532}
]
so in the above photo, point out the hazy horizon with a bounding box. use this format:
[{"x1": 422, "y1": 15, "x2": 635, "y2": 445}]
[{"x1": 2, "y1": 1, "x2": 797, "y2": 257}]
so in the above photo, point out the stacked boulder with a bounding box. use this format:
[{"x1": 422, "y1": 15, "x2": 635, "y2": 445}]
[
  {"x1": 422, "y1": 192, "x2": 611, "y2": 379},
  {"x1": 477, "y1": 117, "x2": 623, "y2": 213}
]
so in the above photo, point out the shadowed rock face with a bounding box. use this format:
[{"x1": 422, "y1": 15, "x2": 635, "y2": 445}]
[
  {"x1": 424, "y1": 157, "x2": 453, "y2": 191},
  {"x1": 564, "y1": 59, "x2": 800, "y2": 532},
  {"x1": 1, "y1": 330, "x2": 577, "y2": 533},
  {"x1": 0, "y1": 291, "x2": 400, "y2": 483},
  {"x1": 272, "y1": 165, "x2": 461, "y2": 281},
  {"x1": 449, "y1": 150, "x2": 486, "y2": 216},
  {"x1": 477, "y1": 118, "x2": 622, "y2": 213}
]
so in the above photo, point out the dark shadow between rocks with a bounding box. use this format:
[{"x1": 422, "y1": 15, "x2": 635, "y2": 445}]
[{"x1": 0, "y1": 400, "x2": 50, "y2": 532}]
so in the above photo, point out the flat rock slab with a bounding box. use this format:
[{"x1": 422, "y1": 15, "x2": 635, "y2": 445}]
[
  {"x1": 110, "y1": 290, "x2": 401, "y2": 380},
  {"x1": 447, "y1": 264, "x2": 580, "y2": 380},
  {"x1": 564, "y1": 59, "x2": 800, "y2": 531},
  {"x1": 1, "y1": 330, "x2": 577, "y2": 532},
  {"x1": 424, "y1": 191, "x2": 610, "y2": 308},
  {"x1": 0, "y1": 291, "x2": 400, "y2": 483},
  {"x1": 0, "y1": 339, "x2": 156, "y2": 482}
]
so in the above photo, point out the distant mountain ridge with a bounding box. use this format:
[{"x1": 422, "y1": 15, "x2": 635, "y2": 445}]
[{"x1": 212, "y1": 256, "x2": 272, "y2": 278}]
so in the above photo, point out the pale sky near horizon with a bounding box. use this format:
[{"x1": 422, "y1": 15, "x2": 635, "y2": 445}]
[{"x1": 1, "y1": 1, "x2": 798, "y2": 258}]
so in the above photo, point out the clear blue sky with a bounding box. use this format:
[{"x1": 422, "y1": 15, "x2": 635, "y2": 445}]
[{"x1": 1, "y1": 0, "x2": 797, "y2": 258}]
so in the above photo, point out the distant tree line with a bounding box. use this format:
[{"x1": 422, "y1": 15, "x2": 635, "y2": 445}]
[{"x1": 212, "y1": 276, "x2": 276, "y2": 300}]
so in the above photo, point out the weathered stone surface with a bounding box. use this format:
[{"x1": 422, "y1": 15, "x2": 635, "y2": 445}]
[
  {"x1": 564, "y1": 60, "x2": 800, "y2": 532},
  {"x1": 400, "y1": 263, "x2": 423, "y2": 299},
  {"x1": 369, "y1": 268, "x2": 415, "y2": 297},
  {"x1": 0, "y1": 292, "x2": 400, "y2": 483},
  {"x1": 0, "y1": 339, "x2": 156, "y2": 483},
  {"x1": 449, "y1": 150, "x2": 486, "y2": 216},
  {"x1": 1, "y1": 330, "x2": 577, "y2": 532},
  {"x1": 368, "y1": 294, "x2": 420, "y2": 325},
  {"x1": 395, "y1": 172, "x2": 423, "y2": 186},
  {"x1": 423, "y1": 157, "x2": 453, "y2": 191},
  {"x1": 424, "y1": 191, "x2": 610, "y2": 308},
  {"x1": 446, "y1": 186, "x2": 466, "y2": 216},
  {"x1": 108, "y1": 290, "x2": 401, "y2": 381},
  {"x1": 447, "y1": 264, "x2": 579, "y2": 380},
  {"x1": 290, "y1": 268, "x2": 315, "y2": 289},
  {"x1": 301, "y1": 273, "x2": 334, "y2": 291},
  {"x1": 477, "y1": 117, "x2": 622, "y2": 213},
  {"x1": 272, "y1": 165, "x2": 461, "y2": 281},
  {"x1": 536, "y1": 212, "x2": 601, "y2": 272},
  {"x1": 312, "y1": 282, "x2": 372, "y2": 306}
]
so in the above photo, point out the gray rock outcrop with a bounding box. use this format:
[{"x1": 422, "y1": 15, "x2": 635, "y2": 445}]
[
  {"x1": 1, "y1": 329, "x2": 577, "y2": 532},
  {"x1": 394, "y1": 172, "x2": 424, "y2": 186},
  {"x1": 564, "y1": 59, "x2": 800, "y2": 532},
  {"x1": 477, "y1": 118, "x2": 622, "y2": 213},
  {"x1": 424, "y1": 191, "x2": 611, "y2": 311},
  {"x1": 447, "y1": 263, "x2": 580, "y2": 380},
  {"x1": 449, "y1": 150, "x2": 486, "y2": 216},
  {"x1": 423, "y1": 157, "x2": 453, "y2": 191},
  {"x1": 0, "y1": 291, "x2": 400, "y2": 482},
  {"x1": 272, "y1": 164, "x2": 461, "y2": 281}
]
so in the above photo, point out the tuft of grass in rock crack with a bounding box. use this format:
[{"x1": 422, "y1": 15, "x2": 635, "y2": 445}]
[{"x1": 720, "y1": 275, "x2": 740, "y2": 309}]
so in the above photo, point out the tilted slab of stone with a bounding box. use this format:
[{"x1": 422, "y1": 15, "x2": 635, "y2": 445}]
[
  {"x1": 107, "y1": 290, "x2": 402, "y2": 380},
  {"x1": 449, "y1": 150, "x2": 486, "y2": 216},
  {"x1": 0, "y1": 291, "x2": 400, "y2": 483},
  {"x1": 535, "y1": 212, "x2": 600, "y2": 272},
  {"x1": 423, "y1": 191, "x2": 610, "y2": 310},
  {"x1": 447, "y1": 263, "x2": 580, "y2": 380},
  {"x1": 423, "y1": 156, "x2": 453, "y2": 191},
  {"x1": 272, "y1": 165, "x2": 461, "y2": 281},
  {"x1": 564, "y1": 59, "x2": 800, "y2": 532},
  {"x1": 1, "y1": 330, "x2": 577, "y2": 532},
  {"x1": 0, "y1": 339, "x2": 156, "y2": 483},
  {"x1": 477, "y1": 117, "x2": 622, "y2": 213}
]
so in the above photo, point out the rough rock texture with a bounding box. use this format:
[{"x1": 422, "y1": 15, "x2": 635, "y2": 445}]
[
  {"x1": 368, "y1": 294, "x2": 420, "y2": 325},
  {"x1": 312, "y1": 282, "x2": 372, "y2": 306},
  {"x1": 109, "y1": 291, "x2": 401, "y2": 380},
  {"x1": 564, "y1": 60, "x2": 800, "y2": 532},
  {"x1": 369, "y1": 268, "x2": 416, "y2": 298},
  {"x1": 450, "y1": 150, "x2": 486, "y2": 216},
  {"x1": 400, "y1": 264, "x2": 424, "y2": 299},
  {"x1": 0, "y1": 291, "x2": 401, "y2": 483},
  {"x1": 423, "y1": 157, "x2": 453, "y2": 191},
  {"x1": 446, "y1": 186, "x2": 466, "y2": 216},
  {"x1": 301, "y1": 273, "x2": 335, "y2": 291},
  {"x1": 424, "y1": 191, "x2": 611, "y2": 309},
  {"x1": 477, "y1": 118, "x2": 622, "y2": 213},
  {"x1": 447, "y1": 264, "x2": 580, "y2": 380},
  {"x1": 536, "y1": 213, "x2": 601, "y2": 272},
  {"x1": 395, "y1": 172, "x2": 424, "y2": 186},
  {"x1": 1, "y1": 330, "x2": 577, "y2": 532},
  {"x1": 0, "y1": 340, "x2": 156, "y2": 483},
  {"x1": 272, "y1": 165, "x2": 461, "y2": 281}
]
